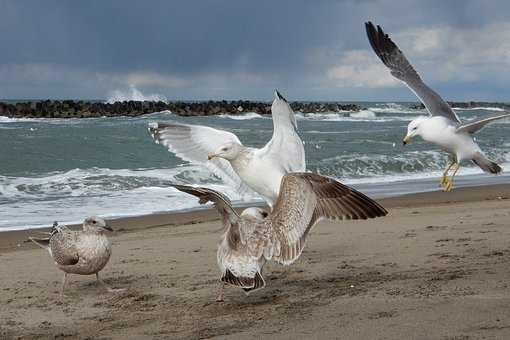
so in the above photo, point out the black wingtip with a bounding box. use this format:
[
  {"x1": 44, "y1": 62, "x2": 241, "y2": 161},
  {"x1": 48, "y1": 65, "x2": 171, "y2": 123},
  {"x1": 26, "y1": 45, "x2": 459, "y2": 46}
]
[{"x1": 274, "y1": 89, "x2": 288, "y2": 103}]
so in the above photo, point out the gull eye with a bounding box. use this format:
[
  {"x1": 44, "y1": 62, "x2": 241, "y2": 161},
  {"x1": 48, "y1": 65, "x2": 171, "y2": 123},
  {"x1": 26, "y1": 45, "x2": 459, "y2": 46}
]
[
  {"x1": 92, "y1": 220, "x2": 97, "y2": 224},
  {"x1": 221, "y1": 147, "x2": 227, "y2": 151}
]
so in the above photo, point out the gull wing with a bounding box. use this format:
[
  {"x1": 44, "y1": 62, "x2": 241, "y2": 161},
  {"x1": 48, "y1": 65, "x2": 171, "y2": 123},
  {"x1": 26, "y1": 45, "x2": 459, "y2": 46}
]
[
  {"x1": 265, "y1": 173, "x2": 387, "y2": 265},
  {"x1": 258, "y1": 90, "x2": 306, "y2": 173},
  {"x1": 171, "y1": 184, "x2": 241, "y2": 226},
  {"x1": 365, "y1": 22, "x2": 461, "y2": 124},
  {"x1": 149, "y1": 122, "x2": 253, "y2": 197},
  {"x1": 456, "y1": 112, "x2": 510, "y2": 134},
  {"x1": 49, "y1": 231, "x2": 80, "y2": 266}
]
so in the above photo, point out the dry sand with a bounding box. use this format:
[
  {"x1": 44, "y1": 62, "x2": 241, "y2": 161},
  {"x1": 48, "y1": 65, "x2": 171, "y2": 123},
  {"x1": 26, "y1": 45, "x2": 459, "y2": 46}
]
[{"x1": 1, "y1": 184, "x2": 510, "y2": 339}]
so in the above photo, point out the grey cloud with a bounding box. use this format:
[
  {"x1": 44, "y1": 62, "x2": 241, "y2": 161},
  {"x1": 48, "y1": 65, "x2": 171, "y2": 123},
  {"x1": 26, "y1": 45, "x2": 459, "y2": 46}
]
[{"x1": 1, "y1": 0, "x2": 510, "y2": 100}]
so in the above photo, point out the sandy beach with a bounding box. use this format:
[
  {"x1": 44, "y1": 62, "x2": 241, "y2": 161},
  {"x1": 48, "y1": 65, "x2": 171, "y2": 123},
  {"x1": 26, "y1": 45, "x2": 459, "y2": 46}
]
[{"x1": 2, "y1": 184, "x2": 510, "y2": 339}]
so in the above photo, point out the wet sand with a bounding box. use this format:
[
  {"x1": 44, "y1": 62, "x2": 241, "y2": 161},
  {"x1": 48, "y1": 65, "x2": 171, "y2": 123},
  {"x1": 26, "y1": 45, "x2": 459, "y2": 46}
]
[{"x1": 1, "y1": 184, "x2": 510, "y2": 339}]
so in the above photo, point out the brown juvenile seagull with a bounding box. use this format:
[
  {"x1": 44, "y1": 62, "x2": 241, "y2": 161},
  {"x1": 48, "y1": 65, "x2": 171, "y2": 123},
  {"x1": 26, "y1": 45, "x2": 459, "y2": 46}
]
[
  {"x1": 173, "y1": 172, "x2": 388, "y2": 302},
  {"x1": 29, "y1": 216, "x2": 124, "y2": 297}
]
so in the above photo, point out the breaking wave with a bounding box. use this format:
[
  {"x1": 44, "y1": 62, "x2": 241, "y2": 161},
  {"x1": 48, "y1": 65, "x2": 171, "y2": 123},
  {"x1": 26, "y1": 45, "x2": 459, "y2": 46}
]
[
  {"x1": 218, "y1": 112, "x2": 264, "y2": 120},
  {"x1": 106, "y1": 85, "x2": 168, "y2": 104}
]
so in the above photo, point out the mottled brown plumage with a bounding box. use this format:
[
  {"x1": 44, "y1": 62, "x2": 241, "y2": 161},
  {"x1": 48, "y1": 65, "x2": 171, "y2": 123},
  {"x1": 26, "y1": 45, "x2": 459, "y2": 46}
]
[
  {"x1": 173, "y1": 172, "x2": 387, "y2": 301},
  {"x1": 29, "y1": 217, "x2": 124, "y2": 297}
]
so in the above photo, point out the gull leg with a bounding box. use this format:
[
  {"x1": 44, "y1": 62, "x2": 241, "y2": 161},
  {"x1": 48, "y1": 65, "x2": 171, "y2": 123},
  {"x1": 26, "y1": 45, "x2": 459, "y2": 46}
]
[
  {"x1": 445, "y1": 164, "x2": 460, "y2": 192},
  {"x1": 215, "y1": 281, "x2": 226, "y2": 302},
  {"x1": 60, "y1": 273, "x2": 68, "y2": 299},
  {"x1": 96, "y1": 273, "x2": 126, "y2": 293},
  {"x1": 441, "y1": 162, "x2": 455, "y2": 186}
]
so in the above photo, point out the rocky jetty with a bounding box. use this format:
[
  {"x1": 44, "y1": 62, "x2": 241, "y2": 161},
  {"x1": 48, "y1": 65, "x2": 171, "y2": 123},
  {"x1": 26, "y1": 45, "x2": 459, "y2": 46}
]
[
  {"x1": 0, "y1": 100, "x2": 361, "y2": 119},
  {"x1": 410, "y1": 101, "x2": 510, "y2": 110}
]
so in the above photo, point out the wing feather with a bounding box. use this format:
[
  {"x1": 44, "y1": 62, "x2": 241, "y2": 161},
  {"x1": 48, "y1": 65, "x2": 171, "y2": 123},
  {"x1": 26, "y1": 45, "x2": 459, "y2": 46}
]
[
  {"x1": 365, "y1": 22, "x2": 460, "y2": 123},
  {"x1": 49, "y1": 231, "x2": 80, "y2": 266},
  {"x1": 258, "y1": 91, "x2": 306, "y2": 173},
  {"x1": 456, "y1": 112, "x2": 510, "y2": 134},
  {"x1": 149, "y1": 122, "x2": 253, "y2": 197},
  {"x1": 268, "y1": 173, "x2": 387, "y2": 265}
]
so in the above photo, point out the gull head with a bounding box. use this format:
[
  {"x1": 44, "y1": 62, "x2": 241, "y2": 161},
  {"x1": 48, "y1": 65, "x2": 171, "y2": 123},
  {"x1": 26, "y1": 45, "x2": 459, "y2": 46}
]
[
  {"x1": 208, "y1": 141, "x2": 241, "y2": 161},
  {"x1": 403, "y1": 116, "x2": 428, "y2": 145},
  {"x1": 83, "y1": 216, "x2": 113, "y2": 232},
  {"x1": 241, "y1": 207, "x2": 269, "y2": 221}
]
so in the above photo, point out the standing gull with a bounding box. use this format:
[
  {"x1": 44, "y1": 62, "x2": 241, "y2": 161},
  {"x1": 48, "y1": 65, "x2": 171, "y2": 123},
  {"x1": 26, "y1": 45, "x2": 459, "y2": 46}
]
[
  {"x1": 149, "y1": 90, "x2": 305, "y2": 207},
  {"x1": 29, "y1": 217, "x2": 124, "y2": 297},
  {"x1": 365, "y1": 22, "x2": 510, "y2": 191},
  {"x1": 173, "y1": 172, "x2": 387, "y2": 301}
]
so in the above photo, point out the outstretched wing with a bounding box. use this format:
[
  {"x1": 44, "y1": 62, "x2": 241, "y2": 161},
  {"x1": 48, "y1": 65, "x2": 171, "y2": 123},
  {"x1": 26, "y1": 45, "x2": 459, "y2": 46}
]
[
  {"x1": 365, "y1": 22, "x2": 460, "y2": 124},
  {"x1": 456, "y1": 112, "x2": 510, "y2": 134},
  {"x1": 149, "y1": 122, "x2": 253, "y2": 197},
  {"x1": 258, "y1": 90, "x2": 306, "y2": 173},
  {"x1": 172, "y1": 184, "x2": 241, "y2": 226},
  {"x1": 266, "y1": 173, "x2": 387, "y2": 265}
]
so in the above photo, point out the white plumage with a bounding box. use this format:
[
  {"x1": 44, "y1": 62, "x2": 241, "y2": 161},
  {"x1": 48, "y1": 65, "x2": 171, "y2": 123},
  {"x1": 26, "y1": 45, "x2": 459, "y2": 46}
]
[
  {"x1": 149, "y1": 90, "x2": 305, "y2": 207},
  {"x1": 366, "y1": 22, "x2": 510, "y2": 191}
]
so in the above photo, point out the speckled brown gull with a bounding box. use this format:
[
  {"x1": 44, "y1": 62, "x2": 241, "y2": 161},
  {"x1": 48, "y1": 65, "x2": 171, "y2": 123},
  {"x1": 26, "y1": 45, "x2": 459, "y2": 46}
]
[
  {"x1": 29, "y1": 216, "x2": 124, "y2": 297},
  {"x1": 173, "y1": 172, "x2": 388, "y2": 302},
  {"x1": 149, "y1": 90, "x2": 305, "y2": 208}
]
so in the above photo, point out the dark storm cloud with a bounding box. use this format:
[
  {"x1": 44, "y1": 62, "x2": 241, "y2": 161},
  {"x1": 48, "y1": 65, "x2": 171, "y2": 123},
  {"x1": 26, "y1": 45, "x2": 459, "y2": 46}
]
[{"x1": 1, "y1": 0, "x2": 510, "y2": 100}]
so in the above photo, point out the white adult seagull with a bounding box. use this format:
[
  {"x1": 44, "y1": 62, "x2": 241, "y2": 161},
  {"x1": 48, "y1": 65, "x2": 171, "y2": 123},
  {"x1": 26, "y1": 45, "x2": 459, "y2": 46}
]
[
  {"x1": 149, "y1": 90, "x2": 305, "y2": 207},
  {"x1": 365, "y1": 22, "x2": 510, "y2": 191}
]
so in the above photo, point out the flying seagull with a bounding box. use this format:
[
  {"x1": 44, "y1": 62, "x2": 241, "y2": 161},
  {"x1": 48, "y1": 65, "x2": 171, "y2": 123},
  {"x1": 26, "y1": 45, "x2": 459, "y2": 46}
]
[
  {"x1": 29, "y1": 217, "x2": 124, "y2": 297},
  {"x1": 173, "y1": 172, "x2": 387, "y2": 301},
  {"x1": 149, "y1": 90, "x2": 305, "y2": 207},
  {"x1": 365, "y1": 21, "x2": 510, "y2": 191}
]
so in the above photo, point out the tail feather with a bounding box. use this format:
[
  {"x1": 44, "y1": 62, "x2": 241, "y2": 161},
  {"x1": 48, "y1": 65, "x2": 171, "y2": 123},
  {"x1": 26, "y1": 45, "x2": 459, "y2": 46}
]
[
  {"x1": 29, "y1": 237, "x2": 51, "y2": 250},
  {"x1": 472, "y1": 153, "x2": 502, "y2": 174},
  {"x1": 221, "y1": 269, "x2": 266, "y2": 293}
]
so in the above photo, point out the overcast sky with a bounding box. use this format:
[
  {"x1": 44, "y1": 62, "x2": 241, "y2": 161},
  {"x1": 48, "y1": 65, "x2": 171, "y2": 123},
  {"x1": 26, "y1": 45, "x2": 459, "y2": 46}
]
[{"x1": 1, "y1": 0, "x2": 510, "y2": 101}]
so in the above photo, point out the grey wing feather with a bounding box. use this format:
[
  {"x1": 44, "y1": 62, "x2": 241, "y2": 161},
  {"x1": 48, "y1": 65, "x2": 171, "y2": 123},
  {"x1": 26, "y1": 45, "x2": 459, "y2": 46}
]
[
  {"x1": 49, "y1": 232, "x2": 80, "y2": 266},
  {"x1": 267, "y1": 173, "x2": 387, "y2": 265},
  {"x1": 456, "y1": 112, "x2": 510, "y2": 134},
  {"x1": 365, "y1": 22, "x2": 460, "y2": 123},
  {"x1": 149, "y1": 122, "x2": 254, "y2": 197}
]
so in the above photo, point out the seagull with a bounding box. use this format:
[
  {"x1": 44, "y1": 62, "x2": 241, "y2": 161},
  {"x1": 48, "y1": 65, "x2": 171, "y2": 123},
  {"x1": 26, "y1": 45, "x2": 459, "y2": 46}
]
[
  {"x1": 365, "y1": 22, "x2": 510, "y2": 191},
  {"x1": 29, "y1": 217, "x2": 124, "y2": 297},
  {"x1": 173, "y1": 172, "x2": 387, "y2": 301},
  {"x1": 149, "y1": 90, "x2": 305, "y2": 207}
]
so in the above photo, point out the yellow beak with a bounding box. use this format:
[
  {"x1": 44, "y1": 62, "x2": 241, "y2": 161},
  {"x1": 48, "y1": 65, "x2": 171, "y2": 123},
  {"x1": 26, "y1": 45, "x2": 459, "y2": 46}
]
[{"x1": 402, "y1": 135, "x2": 411, "y2": 145}]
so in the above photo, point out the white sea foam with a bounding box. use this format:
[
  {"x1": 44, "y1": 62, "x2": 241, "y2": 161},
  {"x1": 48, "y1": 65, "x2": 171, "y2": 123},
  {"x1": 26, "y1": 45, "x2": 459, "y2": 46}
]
[
  {"x1": 0, "y1": 166, "x2": 260, "y2": 230},
  {"x1": 295, "y1": 110, "x2": 417, "y2": 122},
  {"x1": 218, "y1": 112, "x2": 264, "y2": 120},
  {"x1": 0, "y1": 116, "x2": 39, "y2": 123},
  {"x1": 452, "y1": 107, "x2": 505, "y2": 112},
  {"x1": 350, "y1": 109, "x2": 377, "y2": 119},
  {"x1": 106, "y1": 85, "x2": 168, "y2": 104}
]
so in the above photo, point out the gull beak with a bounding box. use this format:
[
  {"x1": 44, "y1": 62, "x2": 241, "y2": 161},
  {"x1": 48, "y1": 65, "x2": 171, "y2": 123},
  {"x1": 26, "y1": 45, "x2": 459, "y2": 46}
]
[
  {"x1": 402, "y1": 135, "x2": 411, "y2": 145},
  {"x1": 207, "y1": 154, "x2": 216, "y2": 161},
  {"x1": 103, "y1": 225, "x2": 113, "y2": 232}
]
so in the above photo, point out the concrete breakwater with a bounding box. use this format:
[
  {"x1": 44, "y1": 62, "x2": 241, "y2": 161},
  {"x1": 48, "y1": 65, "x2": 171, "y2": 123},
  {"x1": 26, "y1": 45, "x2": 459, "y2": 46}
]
[{"x1": 0, "y1": 100, "x2": 361, "y2": 118}]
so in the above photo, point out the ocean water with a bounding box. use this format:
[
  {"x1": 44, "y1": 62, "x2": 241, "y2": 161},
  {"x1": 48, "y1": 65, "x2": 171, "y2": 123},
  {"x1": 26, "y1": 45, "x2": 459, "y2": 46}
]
[{"x1": 1, "y1": 102, "x2": 510, "y2": 230}]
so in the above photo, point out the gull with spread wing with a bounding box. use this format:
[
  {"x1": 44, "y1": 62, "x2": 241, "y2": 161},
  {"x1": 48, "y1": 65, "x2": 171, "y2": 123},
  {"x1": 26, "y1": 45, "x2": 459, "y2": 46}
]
[
  {"x1": 173, "y1": 172, "x2": 387, "y2": 301},
  {"x1": 149, "y1": 90, "x2": 305, "y2": 207},
  {"x1": 365, "y1": 22, "x2": 510, "y2": 191}
]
